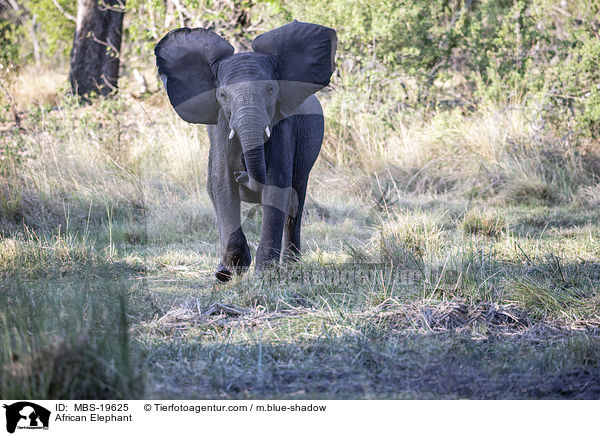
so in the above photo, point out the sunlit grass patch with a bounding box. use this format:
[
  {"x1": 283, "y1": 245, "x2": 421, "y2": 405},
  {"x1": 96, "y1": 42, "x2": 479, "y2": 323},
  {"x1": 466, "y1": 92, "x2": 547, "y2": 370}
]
[
  {"x1": 462, "y1": 209, "x2": 506, "y2": 237},
  {"x1": 0, "y1": 230, "x2": 101, "y2": 278},
  {"x1": 376, "y1": 211, "x2": 445, "y2": 265}
]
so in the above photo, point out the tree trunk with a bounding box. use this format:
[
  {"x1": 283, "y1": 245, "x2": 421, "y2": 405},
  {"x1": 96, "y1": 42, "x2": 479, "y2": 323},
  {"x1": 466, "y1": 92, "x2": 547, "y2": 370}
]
[{"x1": 69, "y1": 0, "x2": 125, "y2": 97}]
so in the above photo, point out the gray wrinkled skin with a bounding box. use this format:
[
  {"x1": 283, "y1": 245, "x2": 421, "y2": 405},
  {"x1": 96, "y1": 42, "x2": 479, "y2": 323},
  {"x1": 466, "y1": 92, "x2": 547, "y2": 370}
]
[{"x1": 207, "y1": 81, "x2": 323, "y2": 281}]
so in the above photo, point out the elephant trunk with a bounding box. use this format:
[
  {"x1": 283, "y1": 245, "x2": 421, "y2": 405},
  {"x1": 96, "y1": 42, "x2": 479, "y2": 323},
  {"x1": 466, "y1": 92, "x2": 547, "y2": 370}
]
[{"x1": 233, "y1": 108, "x2": 268, "y2": 191}]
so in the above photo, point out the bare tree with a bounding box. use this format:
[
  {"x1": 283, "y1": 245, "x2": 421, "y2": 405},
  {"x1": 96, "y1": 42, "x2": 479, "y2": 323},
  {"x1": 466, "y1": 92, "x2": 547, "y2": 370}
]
[{"x1": 69, "y1": 0, "x2": 125, "y2": 97}]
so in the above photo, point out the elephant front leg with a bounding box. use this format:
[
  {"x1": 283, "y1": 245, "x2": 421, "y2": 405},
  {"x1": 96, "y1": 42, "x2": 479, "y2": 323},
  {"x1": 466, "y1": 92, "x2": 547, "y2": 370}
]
[
  {"x1": 254, "y1": 183, "x2": 298, "y2": 270},
  {"x1": 255, "y1": 204, "x2": 287, "y2": 271},
  {"x1": 210, "y1": 182, "x2": 251, "y2": 282}
]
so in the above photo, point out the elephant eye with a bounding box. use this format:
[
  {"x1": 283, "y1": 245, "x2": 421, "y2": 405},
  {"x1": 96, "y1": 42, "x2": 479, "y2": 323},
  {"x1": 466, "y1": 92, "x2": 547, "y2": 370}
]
[
  {"x1": 267, "y1": 86, "x2": 274, "y2": 94},
  {"x1": 219, "y1": 91, "x2": 227, "y2": 100}
]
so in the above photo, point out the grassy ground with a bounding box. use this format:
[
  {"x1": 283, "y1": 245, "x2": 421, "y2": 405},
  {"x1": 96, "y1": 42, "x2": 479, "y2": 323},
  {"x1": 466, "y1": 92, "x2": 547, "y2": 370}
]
[{"x1": 1, "y1": 83, "x2": 600, "y2": 399}]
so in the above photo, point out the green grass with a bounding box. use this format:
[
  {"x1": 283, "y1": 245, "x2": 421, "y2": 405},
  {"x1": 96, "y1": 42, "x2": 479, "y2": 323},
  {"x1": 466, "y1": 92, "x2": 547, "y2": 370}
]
[
  {"x1": 1, "y1": 94, "x2": 600, "y2": 399},
  {"x1": 0, "y1": 276, "x2": 144, "y2": 398}
]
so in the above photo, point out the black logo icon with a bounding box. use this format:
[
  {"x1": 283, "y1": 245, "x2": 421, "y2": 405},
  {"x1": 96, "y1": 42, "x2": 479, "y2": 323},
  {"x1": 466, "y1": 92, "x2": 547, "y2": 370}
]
[{"x1": 2, "y1": 402, "x2": 50, "y2": 434}]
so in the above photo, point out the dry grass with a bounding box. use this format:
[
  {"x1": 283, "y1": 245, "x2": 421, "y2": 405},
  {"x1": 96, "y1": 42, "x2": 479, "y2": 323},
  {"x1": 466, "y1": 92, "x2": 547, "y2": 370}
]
[
  {"x1": 11, "y1": 65, "x2": 67, "y2": 111},
  {"x1": 576, "y1": 182, "x2": 600, "y2": 207},
  {"x1": 322, "y1": 88, "x2": 597, "y2": 203}
]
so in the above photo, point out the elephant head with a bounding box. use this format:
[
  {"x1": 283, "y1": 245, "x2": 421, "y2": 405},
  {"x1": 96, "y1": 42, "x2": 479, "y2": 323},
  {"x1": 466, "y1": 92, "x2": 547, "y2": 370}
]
[{"x1": 155, "y1": 21, "x2": 337, "y2": 192}]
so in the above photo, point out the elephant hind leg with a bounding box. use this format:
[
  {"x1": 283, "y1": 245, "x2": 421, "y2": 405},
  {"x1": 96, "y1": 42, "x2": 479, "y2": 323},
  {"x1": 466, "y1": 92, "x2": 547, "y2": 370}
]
[
  {"x1": 282, "y1": 185, "x2": 307, "y2": 263},
  {"x1": 282, "y1": 214, "x2": 302, "y2": 262},
  {"x1": 281, "y1": 112, "x2": 322, "y2": 264},
  {"x1": 255, "y1": 204, "x2": 287, "y2": 271},
  {"x1": 216, "y1": 227, "x2": 251, "y2": 282}
]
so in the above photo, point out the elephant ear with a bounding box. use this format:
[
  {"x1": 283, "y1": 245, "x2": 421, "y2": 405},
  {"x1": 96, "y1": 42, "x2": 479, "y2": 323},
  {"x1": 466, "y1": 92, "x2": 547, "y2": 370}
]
[
  {"x1": 155, "y1": 28, "x2": 234, "y2": 124},
  {"x1": 252, "y1": 20, "x2": 337, "y2": 119}
]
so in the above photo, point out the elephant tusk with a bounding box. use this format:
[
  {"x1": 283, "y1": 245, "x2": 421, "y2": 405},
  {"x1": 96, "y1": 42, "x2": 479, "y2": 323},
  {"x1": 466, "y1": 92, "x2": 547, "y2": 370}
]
[
  {"x1": 265, "y1": 126, "x2": 270, "y2": 138},
  {"x1": 228, "y1": 129, "x2": 235, "y2": 140}
]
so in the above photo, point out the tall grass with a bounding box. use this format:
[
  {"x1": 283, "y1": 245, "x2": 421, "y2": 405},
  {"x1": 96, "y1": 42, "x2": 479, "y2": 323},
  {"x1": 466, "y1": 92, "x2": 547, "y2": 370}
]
[
  {"x1": 322, "y1": 82, "x2": 598, "y2": 203},
  {"x1": 2, "y1": 67, "x2": 599, "y2": 241},
  {"x1": 0, "y1": 278, "x2": 144, "y2": 399},
  {"x1": 0, "y1": 91, "x2": 211, "y2": 236}
]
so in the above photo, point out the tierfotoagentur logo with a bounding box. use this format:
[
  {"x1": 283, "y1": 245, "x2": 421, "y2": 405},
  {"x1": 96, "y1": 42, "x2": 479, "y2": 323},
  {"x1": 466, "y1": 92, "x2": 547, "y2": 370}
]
[
  {"x1": 257, "y1": 261, "x2": 460, "y2": 288},
  {"x1": 2, "y1": 402, "x2": 50, "y2": 434}
]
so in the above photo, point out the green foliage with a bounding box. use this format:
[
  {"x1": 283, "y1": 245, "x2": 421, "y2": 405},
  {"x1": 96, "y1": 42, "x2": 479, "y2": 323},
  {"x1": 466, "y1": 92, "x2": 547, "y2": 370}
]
[
  {"x1": 125, "y1": 0, "x2": 259, "y2": 58},
  {"x1": 267, "y1": 0, "x2": 600, "y2": 134},
  {"x1": 558, "y1": 28, "x2": 600, "y2": 137},
  {"x1": 25, "y1": 0, "x2": 76, "y2": 58},
  {"x1": 0, "y1": 21, "x2": 20, "y2": 67},
  {"x1": 2, "y1": 0, "x2": 600, "y2": 138}
]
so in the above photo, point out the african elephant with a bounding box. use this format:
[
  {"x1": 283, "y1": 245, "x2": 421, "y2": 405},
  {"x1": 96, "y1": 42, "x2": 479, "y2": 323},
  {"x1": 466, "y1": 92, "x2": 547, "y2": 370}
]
[{"x1": 155, "y1": 21, "x2": 337, "y2": 281}]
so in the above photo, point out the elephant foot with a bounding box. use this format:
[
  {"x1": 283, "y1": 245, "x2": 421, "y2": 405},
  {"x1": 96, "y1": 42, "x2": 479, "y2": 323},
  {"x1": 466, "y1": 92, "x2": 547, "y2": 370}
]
[
  {"x1": 215, "y1": 262, "x2": 251, "y2": 282},
  {"x1": 216, "y1": 228, "x2": 251, "y2": 282},
  {"x1": 215, "y1": 262, "x2": 233, "y2": 282}
]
